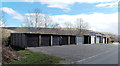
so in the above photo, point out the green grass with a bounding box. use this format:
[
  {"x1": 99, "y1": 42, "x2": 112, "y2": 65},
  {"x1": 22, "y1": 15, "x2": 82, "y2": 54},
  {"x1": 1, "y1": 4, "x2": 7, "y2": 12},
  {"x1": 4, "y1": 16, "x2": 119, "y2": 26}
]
[
  {"x1": 9, "y1": 50, "x2": 64, "y2": 64},
  {"x1": 108, "y1": 42, "x2": 113, "y2": 44}
]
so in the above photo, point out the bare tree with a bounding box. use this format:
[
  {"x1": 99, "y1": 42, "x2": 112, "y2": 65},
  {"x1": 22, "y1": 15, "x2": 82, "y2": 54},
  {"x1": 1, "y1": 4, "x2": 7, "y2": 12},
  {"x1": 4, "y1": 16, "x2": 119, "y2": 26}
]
[
  {"x1": 76, "y1": 18, "x2": 89, "y2": 35},
  {"x1": 23, "y1": 8, "x2": 43, "y2": 27},
  {"x1": 0, "y1": 11, "x2": 6, "y2": 27},
  {"x1": 64, "y1": 21, "x2": 73, "y2": 29},
  {"x1": 43, "y1": 14, "x2": 53, "y2": 28},
  {"x1": 50, "y1": 23, "x2": 60, "y2": 28},
  {"x1": 23, "y1": 8, "x2": 53, "y2": 28}
]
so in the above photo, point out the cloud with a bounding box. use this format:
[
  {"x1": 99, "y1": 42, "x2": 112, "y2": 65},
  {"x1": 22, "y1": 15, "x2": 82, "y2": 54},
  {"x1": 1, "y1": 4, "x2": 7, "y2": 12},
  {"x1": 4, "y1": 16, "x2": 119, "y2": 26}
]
[
  {"x1": 51, "y1": 12, "x2": 118, "y2": 34},
  {"x1": 23, "y1": 12, "x2": 118, "y2": 34},
  {"x1": 2, "y1": 0, "x2": 37, "y2": 2},
  {"x1": 47, "y1": 4, "x2": 70, "y2": 10},
  {"x1": 0, "y1": 21, "x2": 5, "y2": 27},
  {"x1": 96, "y1": 2, "x2": 118, "y2": 8},
  {"x1": 2, "y1": 0, "x2": 118, "y2": 10},
  {"x1": 0, "y1": 7, "x2": 24, "y2": 21},
  {"x1": 39, "y1": 0, "x2": 118, "y2": 10}
]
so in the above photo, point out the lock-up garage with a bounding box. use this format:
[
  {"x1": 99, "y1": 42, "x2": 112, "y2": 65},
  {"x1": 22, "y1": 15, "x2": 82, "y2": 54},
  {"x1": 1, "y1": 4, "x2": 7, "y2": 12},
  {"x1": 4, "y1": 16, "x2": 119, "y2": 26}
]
[
  {"x1": 83, "y1": 35, "x2": 91, "y2": 44},
  {"x1": 10, "y1": 28, "x2": 109, "y2": 49},
  {"x1": 27, "y1": 34, "x2": 39, "y2": 47},
  {"x1": 91, "y1": 36, "x2": 96, "y2": 44},
  {"x1": 10, "y1": 33, "x2": 77, "y2": 49},
  {"x1": 70, "y1": 36, "x2": 76, "y2": 44},
  {"x1": 41, "y1": 35, "x2": 51, "y2": 46},
  {"x1": 76, "y1": 36, "x2": 83, "y2": 45},
  {"x1": 53, "y1": 35, "x2": 60, "y2": 46}
]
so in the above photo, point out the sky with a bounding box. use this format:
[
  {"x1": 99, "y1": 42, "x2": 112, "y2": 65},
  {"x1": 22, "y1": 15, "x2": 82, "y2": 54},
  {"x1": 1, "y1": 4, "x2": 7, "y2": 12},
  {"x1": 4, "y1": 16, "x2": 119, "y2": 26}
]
[{"x1": 0, "y1": 0, "x2": 118, "y2": 34}]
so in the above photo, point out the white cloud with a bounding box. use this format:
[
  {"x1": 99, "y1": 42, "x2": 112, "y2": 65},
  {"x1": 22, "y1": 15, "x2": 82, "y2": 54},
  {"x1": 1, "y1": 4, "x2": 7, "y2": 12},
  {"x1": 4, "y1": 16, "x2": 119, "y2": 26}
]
[
  {"x1": 25, "y1": 13, "x2": 45, "y2": 16},
  {"x1": 4, "y1": 0, "x2": 115, "y2": 3},
  {"x1": 96, "y1": 2, "x2": 118, "y2": 8},
  {"x1": 51, "y1": 12, "x2": 118, "y2": 34},
  {"x1": 0, "y1": 7, "x2": 24, "y2": 21},
  {"x1": 0, "y1": 21, "x2": 5, "y2": 27},
  {"x1": 47, "y1": 4, "x2": 70, "y2": 10},
  {"x1": 2, "y1": 0, "x2": 118, "y2": 10},
  {"x1": 24, "y1": 0, "x2": 35, "y2": 2},
  {"x1": 2, "y1": 0, "x2": 37, "y2": 2},
  {"x1": 39, "y1": 0, "x2": 118, "y2": 10}
]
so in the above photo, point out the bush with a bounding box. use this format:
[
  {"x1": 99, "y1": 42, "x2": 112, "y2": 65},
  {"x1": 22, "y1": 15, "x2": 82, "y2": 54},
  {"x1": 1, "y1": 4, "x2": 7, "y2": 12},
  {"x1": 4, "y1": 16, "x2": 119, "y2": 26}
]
[{"x1": 2, "y1": 37, "x2": 10, "y2": 46}]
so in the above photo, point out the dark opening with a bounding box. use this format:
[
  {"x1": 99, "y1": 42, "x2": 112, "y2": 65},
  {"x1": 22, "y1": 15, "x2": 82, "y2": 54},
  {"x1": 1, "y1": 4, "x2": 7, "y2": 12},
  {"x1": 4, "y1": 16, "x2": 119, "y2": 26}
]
[
  {"x1": 70, "y1": 36, "x2": 76, "y2": 44},
  {"x1": 41, "y1": 35, "x2": 51, "y2": 46},
  {"x1": 61, "y1": 36, "x2": 68, "y2": 45},
  {"x1": 107, "y1": 38, "x2": 109, "y2": 43},
  {"x1": 94, "y1": 37, "x2": 96, "y2": 43},
  {"x1": 84, "y1": 35, "x2": 90, "y2": 44},
  {"x1": 99, "y1": 36, "x2": 103, "y2": 43},
  {"x1": 89, "y1": 36, "x2": 91, "y2": 44},
  {"x1": 27, "y1": 34, "x2": 39, "y2": 47},
  {"x1": 104, "y1": 37, "x2": 106, "y2": 43},
  {"x1": 53, "y1": 35, "x2": 60, "y2": 46}
]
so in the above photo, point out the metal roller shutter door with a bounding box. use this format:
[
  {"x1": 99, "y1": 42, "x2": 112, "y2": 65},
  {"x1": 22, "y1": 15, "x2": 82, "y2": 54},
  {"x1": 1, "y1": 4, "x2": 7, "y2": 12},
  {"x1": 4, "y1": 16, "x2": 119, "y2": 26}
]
[
  {"x1": 76, "y1": 36, "x2": 83, "y2": 44},
  {"x1": 91, "y1": 36, "x2": 95, "y2": 44},
  {"x1": 70, "y1": 36, "x2": 76, "y2": 44},
  {"x1": 41, "y1": 35, "x2": 51, "y2": 46},
  {"x1": 27, "y1": 34, "x2": 39, "y2": 47},
  {"x1": 96, "y1": 37, "x2": 100, "y2": 44},
  {"x1": 53, "y1": 36, "x2": 60, "y2": 46},
  {"x1": 61, "y1": 36, "x2": 68, "y2": 45}
]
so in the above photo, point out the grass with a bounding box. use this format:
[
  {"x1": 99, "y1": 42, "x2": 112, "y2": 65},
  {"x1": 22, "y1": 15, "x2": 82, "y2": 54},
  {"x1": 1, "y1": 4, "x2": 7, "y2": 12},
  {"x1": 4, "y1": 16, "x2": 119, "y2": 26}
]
[
  {"x1": 108, "y1": 42, "x2": 113, "y2": 44},
  {"x1": 9, "y1": 50, "x2": 64, "y2": 64}
]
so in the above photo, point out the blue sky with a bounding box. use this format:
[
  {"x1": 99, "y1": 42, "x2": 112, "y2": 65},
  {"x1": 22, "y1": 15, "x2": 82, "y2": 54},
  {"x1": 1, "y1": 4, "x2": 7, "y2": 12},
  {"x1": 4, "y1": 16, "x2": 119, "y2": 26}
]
[
  {"x1": 3, "y1": 2, "x2": 117, "y2": 15},
  {"x1": 0, "y1": 0, "x2": 118, "y2": 34}
]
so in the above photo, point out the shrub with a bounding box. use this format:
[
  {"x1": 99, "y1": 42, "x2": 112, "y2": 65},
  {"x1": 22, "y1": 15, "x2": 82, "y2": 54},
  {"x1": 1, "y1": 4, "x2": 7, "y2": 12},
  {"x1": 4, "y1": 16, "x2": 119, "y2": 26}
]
[{"x1": 2, "y1": 37, "x2": 10, "y2": 46}]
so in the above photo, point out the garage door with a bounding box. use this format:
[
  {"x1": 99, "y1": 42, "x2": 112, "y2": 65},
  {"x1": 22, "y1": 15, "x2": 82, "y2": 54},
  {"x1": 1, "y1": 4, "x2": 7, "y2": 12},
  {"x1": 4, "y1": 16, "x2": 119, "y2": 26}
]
[
  {"x1": 91, "y1": 36, "x2": 95, "y2": 44},
  {"x1": 53, "y1": 36, "x2": 60, "y2": 46},
  {"x1": 70, "y1": 36, "x2": 76, "y2": 44},
  {"x1": 61, "y1": 36, "x2": 68, "y2": 45},
  {"x1": 41, "y1": 35, "x2": 51, "y2": 46},
  {"x1": 103, "y1": 38, "x2": 105, "y2": 44},
  {"x1": 76, "y1": 36, "x2": 83, "y2": 44},
  {"x1": 27, "y1": 34, "x2": 39, "y2": 47},
  {"x1": 84, "y1": 36, "x2": 90, "y2": 44},
  {"x1": 96, "y1": 37, "x2": 100, "y2": 43}
]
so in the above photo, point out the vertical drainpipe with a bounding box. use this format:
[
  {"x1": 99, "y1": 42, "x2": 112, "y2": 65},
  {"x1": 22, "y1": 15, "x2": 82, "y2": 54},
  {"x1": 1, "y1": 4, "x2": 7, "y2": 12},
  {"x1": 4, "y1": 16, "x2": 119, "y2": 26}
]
[
  {"x1": 39, "y1": 35, "x2": 41, "y2": 47},
  {"x1": 68, "y1": 36, "x2": 70, "y2": 45},
  {"x1": 51, "y1": 35, "x2": 53, "y2": 46}
]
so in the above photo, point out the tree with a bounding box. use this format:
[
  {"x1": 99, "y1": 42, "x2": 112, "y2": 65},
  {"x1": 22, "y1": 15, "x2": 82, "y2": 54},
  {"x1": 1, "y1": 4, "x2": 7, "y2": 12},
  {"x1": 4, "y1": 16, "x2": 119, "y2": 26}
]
[
  {"x1": 50, "y1": 23, "x2": 60, "y2": 28},
  {"x1": 22, "y1": 8, "x2": 53, "y2": 28},
  {"x1": 64, "y1": 21, "x2": 73, "y2": 29},
  {"x1": 76, "y1": 18, "x2": 89, "y2": 35},
  {"x1": 23, "y1": 8, "x2": 43, "y2": 27},
  {"x1": 0, "y1": 11, "x2": 6, "y2": 27},
  {"x1": 43, "y1": 14, "x2": 52, "y2": 28}
]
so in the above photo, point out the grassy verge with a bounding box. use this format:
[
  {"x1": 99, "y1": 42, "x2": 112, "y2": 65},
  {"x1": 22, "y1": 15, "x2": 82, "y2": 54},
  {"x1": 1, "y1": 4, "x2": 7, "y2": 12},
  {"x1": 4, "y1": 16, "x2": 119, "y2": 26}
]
[
  {"x1": 9, "y1": 50, "x2": 64, "y2": 64},
  {"x1": 108, "y1": 42, "x2": 113, "y2": 44}
]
